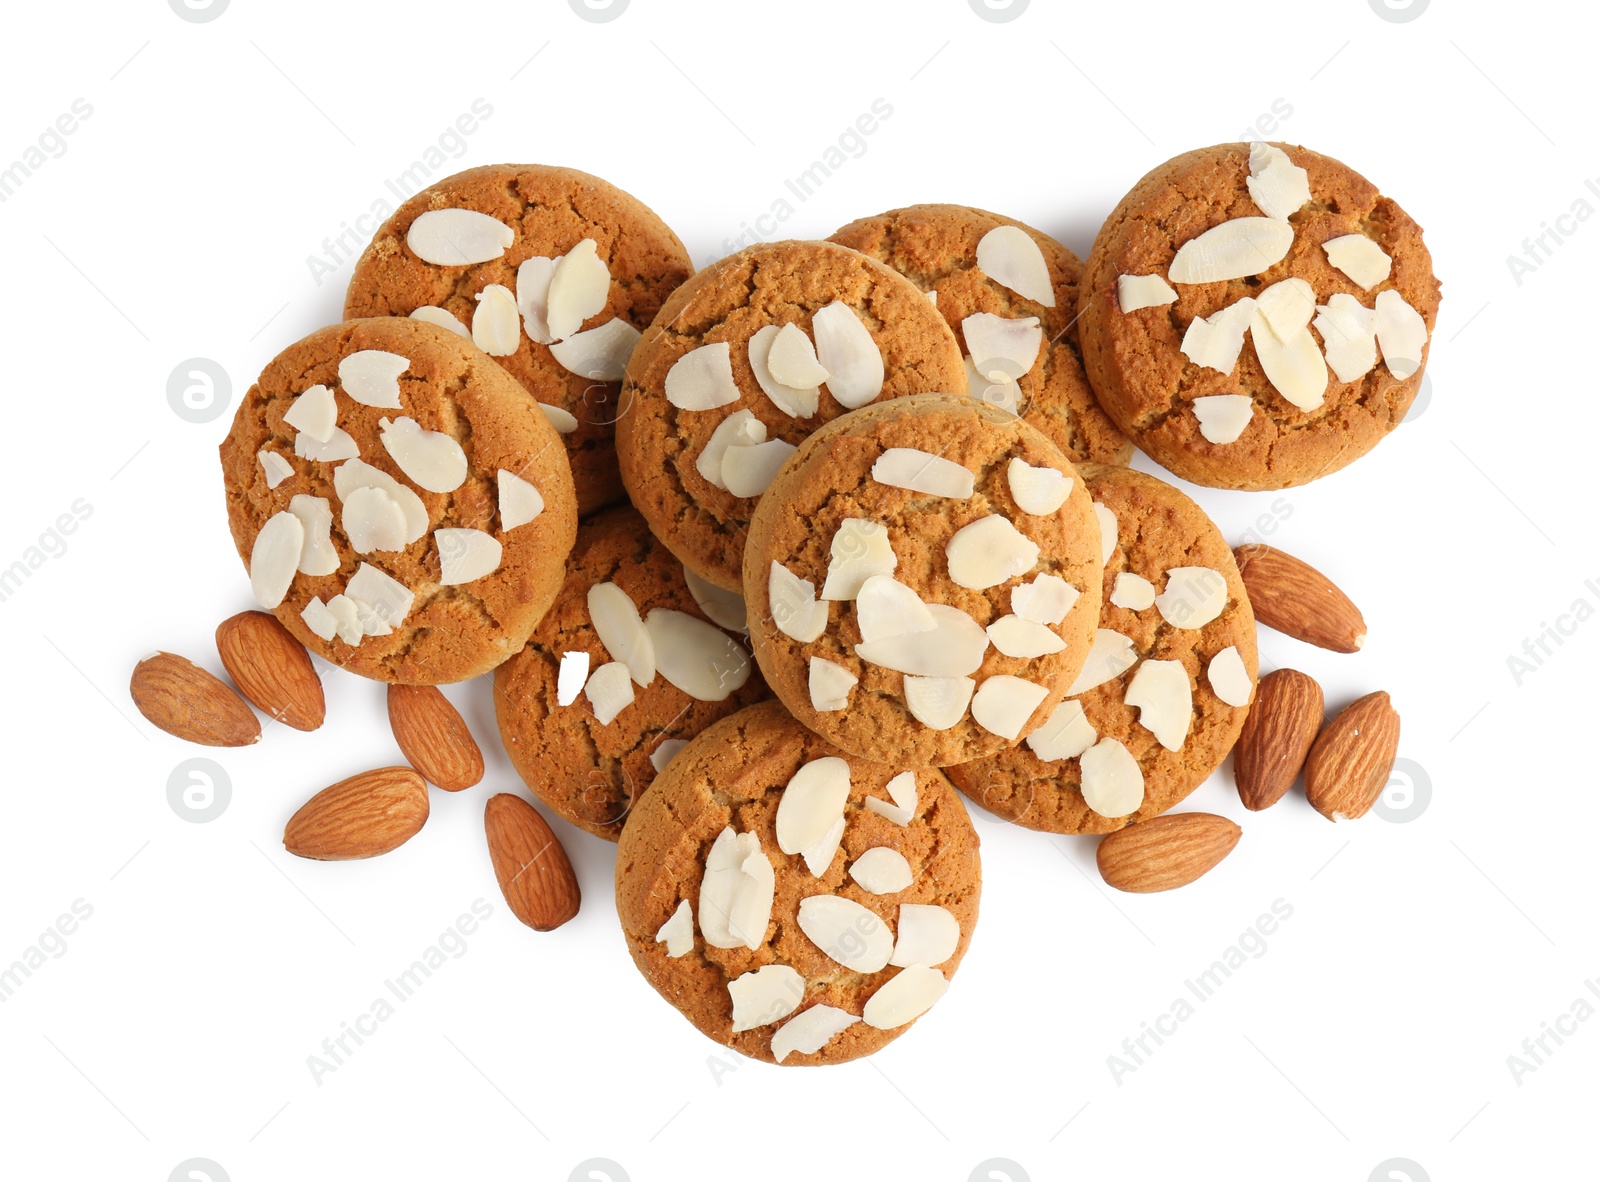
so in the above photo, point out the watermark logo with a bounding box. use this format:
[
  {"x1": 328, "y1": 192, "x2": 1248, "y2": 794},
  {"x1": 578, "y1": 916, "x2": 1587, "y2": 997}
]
[
  {"x1": 968, "y1": 0, "x2": 1030, "y2": 22},
  {"x1": 1372, "y1": 757, "x2": 1430, "y2": 823},
  {"x1": 1367, "y1": 0, "x2": 1429, "y2": 22},
  {"x1": 1369, "y1": 1158, "x2": 1430, "y2": 1182},
  {"x1": 169, "y1": 0, "x2": 230, "y2": 23},
  {"x1": 168, "y1": 358, "x2": 231, "y2": 424},
  {"x1": 1402, "y1": 369, "x2": 1432, "y2": 423},
  {"x1": 569, "y1": 1159, "x2": 630, "y2": 1182},
  {"x1": 970, "y1": 1159, "x2": 1030, "y2": 1182},
  {"x1": 568, "y1": 0, "x2": 630, "y2": 22},
  {"x1": 169, "y1": 1159, "x2": 230, "y2": 1182},
  {"x1": 168, "y1": 758, "x2": 232, "y2": 824}
]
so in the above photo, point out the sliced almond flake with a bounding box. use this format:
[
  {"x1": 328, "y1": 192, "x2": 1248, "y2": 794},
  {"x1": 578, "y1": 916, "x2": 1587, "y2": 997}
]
[
  {"x1": 768, "y1": 561, "x2": 828, "y2": 642},
  {"x1": 730, "y1": 836, "x2": 776, "y2": 949},
  {"x1": 1313, "y1": 294, "x2": 1379, "y2": 383},
  {"x1": 776, "y1": 756, "x2": 851, "y2": 857},
  {"x1": 588, "y1": 582, "x2": 656, "y2": 686},
  {"x1": 962, "y1": 312, "x2": 1043, "y2": 379},
  {"x1": 812, "y1": 302, "x2": 884, "y2": 409},
  {"x1": 926, "y1": 289, "x2": 938, "y2": 306},
  {"x1": 1254, "y1": 278, "x2": 1317, "y2": 342},
  {"x1": 409, "y1": 305, "x2": 471, "y2": 339},
  {"x1": 343, "y1": 485, "x2": 408, "y2": 553},
  {"x1": 250, "y1": 512, "x2": 303, "y2": 609},
  {"x1": 1011, "y1": 573, "x2": 1079, "y2": 625},
  {"x1": 294, "y1": 426, "x2": 360, "y2": 463},
  {"x1": 797, "y1": 895, "x2": 893, "y2": 973},
  {"x1": 649, "y1": 739, "x2": 689, "y2": 773},
  {"x1": 472, "y1": 283, "x2": 521, "y2": 356},
  {"x1": 1208, "y1": 645, "x2": 1253, "y2": 707},
  {"x1": 1250, "y1": 311, "x2": 1328, "y2": 410},
  {"x1": 863, "y1": 965, "x2": 948, "y2": 1030},
  {"x1": 856, "y1": 604, "x2": 989, "y2": 678},
  {"x1": 871, "y1": 448, "x2": 975, "y2": 498},
  {"x1": 1180, "y1": 297, "x2": 1257, "y2": 373},
  {"x1": 1094, "y1": 502, "x2": 1118, "y2": 565},
  {"x1": 1110, "y1": 571, "x2": 1156, "y2": 611},
  {"x1": 1323, "y1": 234, "x2": 1392, "y2": 290},
  {"x1": 1374, "y1": 290, "x2": 1428, "y2": 379},
  {"x1": 964, "y1": 355, "x2": 1023, "y2": 416},
  {"x1": 850, "y1": 848, "x2": 913, "y2": 894},
  {"x1": 808, "y1": 656, "x2": 858, "y2": 712},
  {"x1": 1155, "y1": 567, "x2": 1228, "y2": 630},
  {"x1": 287, "y1": 494, "x2": 338, "y2": 576},
  {"x1": 1007, "y1": 458, "x2": 1073, "y2": 516},
  {"x1": 729, "y1": 964, "x2": 804, "y2": 1033},
  {"x1": 283, "y1": 384, "x2": 337, "y2": 443},
  {"x1": 1117, "y1": 273, "x2": 1179, "y2": 313},
  {"x1": 820, "y1": 518, "x2": 897, "y2": 601},
  {"x1": 497, "y1": 469, "x2": 545, "y2": 531},
  {"x1": 1125, "y1": 659, "x2": 1193, "y2": 751},
  {"x1": 747, "y1": 325, "x2": 820, "y2": 419},
  {"x1": 700, "y1": 828, "x2": 773, "y2": 950},
  {"x1": 946, "y1": 514, "x2": 1039, "y2": 590},
  {"x1": 259, "y1": 450, "x2": 293, "y2": 489},
  {"x1": 665, "y1": 342, "x2": 741, "y2": 411},
  {"x1": 379, "y1": 416, "x2": 468, "y2": 493},
  {"x1": 556, "y1": 651, "x2": 589, "y2": 706},
  {"x1": 970, "y1": 675, "x2": 1049, "y2": 740},
  {"x1": 301, "y1": 597, "x2": 338, "y2": 642},
  {"x1": 436, "y1": 528, "x2": 502, "y2": 584},
  {"x1": 644, "y1": 608, "x2": 750, "y2": 701},
  {"x1": 722, "y1": 438, "x2": 795, "y2": 498},
  {"x1": 801, "y1": 816, "x2": 846, "y2": 878},
  {"x1": 338, "y1": 350, "x2": 408, "y2": 409},
  {"x1": 345, "y1": 563, "x2": 414, "y2": 632},
  {"x1": 1168, "y1": 218, "x2": 1294, "y2": 284},
  {"x1": 889, "y1": 905, "x2": 959, "y2": 968},
  {"x1": 855, "y1": 575, "x2": 936, "y2": 644},
  {"x1": 683, "y1": 566, "x2": 748, "y2": 634},
  {"x1": 655, "y1": 899, "x2": 694, "y2": 958},
  {"x1": 1025, "y1": 699, "x2": 1097, "y2": 762},
  {"x1": 334, "y1": 459, "x2": 427, "y2": 543},
  {"x1": 546, "y1": 238, "x2": 610, "y2": 341},
  {"x1": 695, "y1": 409, "x2": 767, "y2": 490},
  {"x1": 406, "y1": 208, "x2": 513, "y2": 266},
  {"x1": 515, "y1": 255, "x2": 559, "y2": 344},
  {"x1": 772, "y1": 1005, "x2": 860, "y2": 1064},
  {"x1": 976, "y1": 224, "x2": 1056, "y2": 306},
  {"x1": 903, "y1": 675, "x2": 975, "y2": 731},
  {"x1": 550, "y1": 317, "x2": 641, "y2": 381},
  {"x1": 539, "y1": 402, "x2": 579, "y2": 434},
  {"x1": 767, "y1": 322, "x2": 830, "y2": 387},
  {"x1": 1067, "y1": 629, "x2": 1138, "y2": 695},
  {"x1": 986, "y1": 614, "x2": 1065, "y2": 658},
  {"x1": 584, "y1": 661, "x2": 635, "y2": 725},
  {"x1": 866, "y1": 770, "x2": 919, "y2": 826},
  {"x1": 1080, "y1": 737, "x2": 1145, "y2": 818},
  {"x1": 1246, "y1": 142, "x2": 1312, "y2": 221},
  {"x1": 1192, "y1": 394, "x2": 1255, "y2": 445},
  {"x1": 325, "y1": 595, "x2": 364, "y2": 645}
]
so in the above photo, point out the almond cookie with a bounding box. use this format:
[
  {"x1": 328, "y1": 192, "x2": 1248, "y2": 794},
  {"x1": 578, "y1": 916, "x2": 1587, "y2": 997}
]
[
  {"x1": 829, "y1": 203, "x2": 1131, "y2": 465},
  {"x1": 494, "y1": 504, "x2": 770, "y2": 841},
  {"x1": 743, "y1": 393, "x2": 1102, "y2": 768},
  {"x1": 219, "y1": 317, "x2": 578, "y2": 684},
  {"x1": 1079, "y1": 142, "x2": 1441, "y2": 489},
  {"x1": 946, "y1": 464, "x2": 1256, "y2": 833},
  {"x1": 615, "y1": 239, "x2": 967, "y2": 591},
  {"x1": 344, "y1": 164, "x2": 692, "y2": 514},
  {"x1": 614, "y1": 700, "x2": 980, "y2": 1066}
]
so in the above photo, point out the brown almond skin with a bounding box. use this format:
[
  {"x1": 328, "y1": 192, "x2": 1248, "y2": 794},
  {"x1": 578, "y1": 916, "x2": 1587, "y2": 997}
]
[
  {"x1": 1234, "y1": 544, "x2": 1367, "y2": 653},
  {"x1": 485, "y1": 793, "x2": 580, "y2": 931},
  {"x1": 387, "y1": 685, "x2": 484, "y2": 792},
  {"x1": 284, "y1": 767, "x2": 429, "y2": 860},
  {"x1": 216, "y1": 611, "x2": 325, "y2": 732},
  {"x1": 1234, "y1": 669, "x2": 1324, "y2": 811},
  {"x1": 130, "y1": 652, "x2": 261, "y2": 747},
  {"x1": 1096, "y1": 813, "x2": 1242, "y2": 893},
  {"x1": 1304, "y1": 691, "x2": 1401, "y2": 822}
]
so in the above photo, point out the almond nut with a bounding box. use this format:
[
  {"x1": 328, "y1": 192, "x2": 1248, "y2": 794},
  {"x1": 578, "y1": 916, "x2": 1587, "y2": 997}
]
[
  {"x1": 1233, "y1": 544, "x2": 1366, "y2": 653},
  {"x1": 1304, "y1": 691, "x2": 1401, "y2": 822},
  {"x1": 130, "y1": 652, "x2": 260, "y2": 747},
  {"x1": 215, "y1": 611, "x2": 325, "y2": 731},
  {"x1": 484, "y1": 793, "x2": 580, "y2": 931},
  {"x1": 1096, "y1": 813, "x2": 1242, "y2": 893},
  {"x1": 1233, "y1": 668, "x2": 1324, "y2": 811},
  {"x1": 284, "y1": 767, "x2": 429, "y2": 860},
  {"x1": 387, "y1": 685, "x2": 484, "y2": 792}
]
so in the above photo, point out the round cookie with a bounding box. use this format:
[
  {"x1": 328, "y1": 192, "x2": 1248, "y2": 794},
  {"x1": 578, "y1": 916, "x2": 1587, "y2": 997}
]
[
  {"x1": 1079, "y1": 142, "x2": 1441, "y2": 490},
  {"x1": 219, "y1": 317, "x2": 578, "y2": 684},
  {"x1": 494, "y1": 504, "x2": 770, "y2": 841},
  {"x1": 947, "y1": 464, "x2": 1257, "y2": 834},
  {"x1": 743, "y1": 393, "x2": 1103, "y2": 768},
  {"x1": 829, "y1": 203, "x2": 1132, "y2": 465},
  {"x1": 615, "y1": 239, "x2": 967, "y2": 592},
  {"x1": 345, "y1": 164, "x2": 693, "y2": 514},
  {"x1": 614, "y1": 700, "x2": 981, "y2": 1066}
]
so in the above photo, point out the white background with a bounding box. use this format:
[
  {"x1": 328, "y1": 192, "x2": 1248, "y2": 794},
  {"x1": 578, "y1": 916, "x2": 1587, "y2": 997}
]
[{"x1": 0, "y1": 1, "x2": 1590, "y2": 1179}]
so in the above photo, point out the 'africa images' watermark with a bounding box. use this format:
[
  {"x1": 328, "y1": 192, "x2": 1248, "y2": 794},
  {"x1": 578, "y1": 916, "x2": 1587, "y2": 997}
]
[{"x1": 1504, "y1": 576, "x2": 1600, "y2": 686}]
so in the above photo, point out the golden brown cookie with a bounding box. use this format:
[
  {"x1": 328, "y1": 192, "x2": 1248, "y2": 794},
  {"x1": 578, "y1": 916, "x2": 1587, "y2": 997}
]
[
  {"x1": 494, "y1": 505, "x2": 770, "y2": 841},
  {"x1": 615, "y1": 239, "x2": 966, "y2": 591},
  {"x1": 614, "y1": 701, "x2": 980, "y2": 1066},
  {"x1": 829, "y1": 203, "x2": 1132, "y2": 465},
  {"x1": 219, "y1": 317, "x2": 577, "y2": 685},
  {"x1": 1079, "y1": 142, "x2": 1441, "y2": 489},
  {"x1": 743, "y1": 393, "x2": 1103, "y2": 768},
  {"x1": 947, "y1": 464, "x2": 1257, "y2": 833},
  {"x1": 344, "y1": 164, "x2": 692, "y2": 514}
]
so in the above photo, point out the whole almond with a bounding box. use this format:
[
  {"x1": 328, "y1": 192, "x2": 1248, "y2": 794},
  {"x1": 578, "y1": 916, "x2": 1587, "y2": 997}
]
[
  {"x1": 216, "y1": 611, "x2": 325, "y2": 731},
  {"x1": 130, "y1": 652, "x2": 260, "y2": 747},
  {"x1": 284, "y1": 767, "x2": 429, "y2": 860},
  {"x1": 387, "y1": 684, "x2": 484, "y2": 792},
  {"x1": 1233, "y1": 668, "x2": 1325, "y2": 811},
  {"x1": 1233, "y1": 544, "x2": 1366, "y2": 653},
  {"x1": 485, "y1": 793, "x2": 580, "y2": 931},
  {"x1": 1096, "y1": 813, "x2": 1242, "y2": 893},
  {"x1": 1304, "y1": 691, "x2": 1401, "y2": 822}
]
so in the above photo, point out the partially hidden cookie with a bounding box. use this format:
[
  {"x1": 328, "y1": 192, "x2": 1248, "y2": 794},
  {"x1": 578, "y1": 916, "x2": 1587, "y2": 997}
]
[
  {"x1": 744, "y1": 393, "x2": 1103, "y2": 768},
  {"x1": 345, "y1": 164, "x2": 693, "y2": 514},
  {"x1": 829, "y1": 203, "x2": 1132, "y2": 465},
  {"x1": 614, "y1": 700, "x2": 980, "y2": 1066},
  {"x1": 615, "y1": 239, "x2": 967, "y2": 591},
  {"x1": 219, "y1": 317, "x2": 578, "y2": 684},
  {"x1": 1079, "y1": 142, "x2": 1441, "y2": 489},
  {"x1": 946, "y1": 464, "x2": 1257, "y2": 833},
  {"x1": 494, "y1": 504, "x2": 770, "y2": 841}
]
